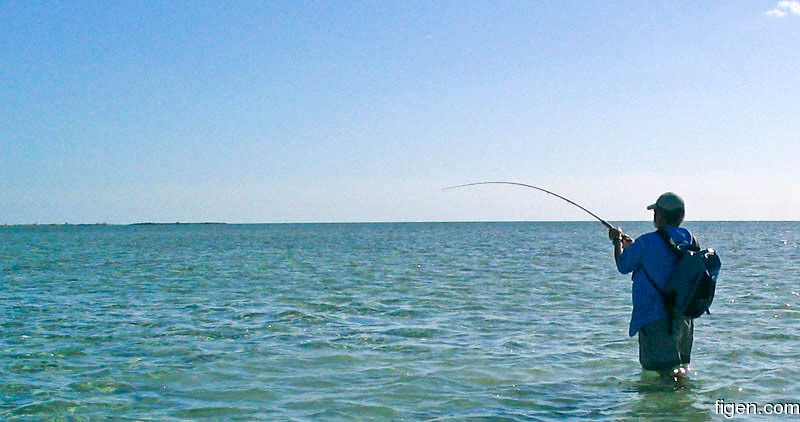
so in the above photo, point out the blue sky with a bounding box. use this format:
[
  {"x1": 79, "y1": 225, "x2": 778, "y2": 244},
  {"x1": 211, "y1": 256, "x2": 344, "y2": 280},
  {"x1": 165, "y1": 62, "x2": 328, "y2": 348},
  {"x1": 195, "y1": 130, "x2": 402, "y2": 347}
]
[{"x1": 2, "y1": 1, "x2": 798, "y2": 224}]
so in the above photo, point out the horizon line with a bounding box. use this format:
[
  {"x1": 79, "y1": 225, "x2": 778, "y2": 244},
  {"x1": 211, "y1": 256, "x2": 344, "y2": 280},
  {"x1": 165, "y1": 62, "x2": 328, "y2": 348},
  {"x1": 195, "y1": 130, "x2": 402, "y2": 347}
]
[{"x1": 2, "y1": 219, "x2": 799, "y2": 227}]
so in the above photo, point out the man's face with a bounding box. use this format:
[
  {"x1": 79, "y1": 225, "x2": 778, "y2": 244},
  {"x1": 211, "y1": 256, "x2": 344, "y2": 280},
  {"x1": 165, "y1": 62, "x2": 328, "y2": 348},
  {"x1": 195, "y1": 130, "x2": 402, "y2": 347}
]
[{"x1": 652, "y1": 210, "x2": 663, "y2": 229}]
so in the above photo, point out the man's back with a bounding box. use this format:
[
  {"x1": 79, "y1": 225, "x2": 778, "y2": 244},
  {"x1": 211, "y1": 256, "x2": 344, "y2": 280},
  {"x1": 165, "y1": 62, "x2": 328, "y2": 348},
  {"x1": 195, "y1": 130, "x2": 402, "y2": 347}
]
[{"x1": 617, "y1": 226, "x2": 697, "y2": 337}]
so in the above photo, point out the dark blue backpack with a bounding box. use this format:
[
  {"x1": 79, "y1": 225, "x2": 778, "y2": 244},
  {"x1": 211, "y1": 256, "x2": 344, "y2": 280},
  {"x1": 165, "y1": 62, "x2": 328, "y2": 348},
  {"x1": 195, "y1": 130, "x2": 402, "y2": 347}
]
[{"x1": 645, "y1": 229, "x2": 721, "y2": 331}]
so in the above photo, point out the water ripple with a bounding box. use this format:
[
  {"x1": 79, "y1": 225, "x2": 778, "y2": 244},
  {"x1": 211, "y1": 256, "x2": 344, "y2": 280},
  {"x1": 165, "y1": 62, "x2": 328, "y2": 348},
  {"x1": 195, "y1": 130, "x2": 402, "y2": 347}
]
[{"x1": 2, "y1": 222, "x2": 799, "y2": 420}]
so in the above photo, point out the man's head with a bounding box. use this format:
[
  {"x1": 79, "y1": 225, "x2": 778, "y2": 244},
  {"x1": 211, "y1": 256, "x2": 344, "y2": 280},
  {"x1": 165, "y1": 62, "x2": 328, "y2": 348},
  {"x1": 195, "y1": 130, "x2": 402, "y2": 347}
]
[{"x1": 647, "y1": 192, "x2": 685, "y2": 228}]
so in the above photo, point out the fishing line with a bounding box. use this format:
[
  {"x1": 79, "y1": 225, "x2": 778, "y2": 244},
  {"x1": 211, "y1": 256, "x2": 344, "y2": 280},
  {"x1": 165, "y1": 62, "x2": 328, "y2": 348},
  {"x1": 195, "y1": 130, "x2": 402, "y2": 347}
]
[{"x1": 444, "y1": 181, "x2": 630, "y2": 240}]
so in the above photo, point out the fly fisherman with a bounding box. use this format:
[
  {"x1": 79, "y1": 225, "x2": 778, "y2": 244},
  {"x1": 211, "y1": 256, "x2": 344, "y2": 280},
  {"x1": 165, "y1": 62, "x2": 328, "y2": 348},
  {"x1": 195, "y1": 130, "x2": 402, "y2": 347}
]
[{"x1": 608, "y1": 192, "x2": 699, "y2": 375}]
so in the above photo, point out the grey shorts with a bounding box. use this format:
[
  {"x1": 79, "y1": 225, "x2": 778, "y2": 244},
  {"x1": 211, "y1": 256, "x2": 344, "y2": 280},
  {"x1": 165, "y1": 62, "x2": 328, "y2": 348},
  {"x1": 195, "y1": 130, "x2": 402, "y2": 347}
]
[{"x1": 638, "y1": 318, "x2": 694, "y2": 372}]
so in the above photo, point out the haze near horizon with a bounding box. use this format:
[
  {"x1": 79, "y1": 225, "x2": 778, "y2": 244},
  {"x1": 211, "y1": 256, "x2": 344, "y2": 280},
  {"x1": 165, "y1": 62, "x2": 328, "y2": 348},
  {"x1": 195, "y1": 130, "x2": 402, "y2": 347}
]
[{"x1": 2, "y1": 1, "x2": 799, "y2": 224}]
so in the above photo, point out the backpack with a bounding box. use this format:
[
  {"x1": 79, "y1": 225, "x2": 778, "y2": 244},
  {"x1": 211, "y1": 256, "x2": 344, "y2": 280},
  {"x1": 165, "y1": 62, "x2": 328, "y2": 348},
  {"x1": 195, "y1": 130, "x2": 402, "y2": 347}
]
[{"x1": 644, "y1": 228, "x2": 721, "y2": 332}]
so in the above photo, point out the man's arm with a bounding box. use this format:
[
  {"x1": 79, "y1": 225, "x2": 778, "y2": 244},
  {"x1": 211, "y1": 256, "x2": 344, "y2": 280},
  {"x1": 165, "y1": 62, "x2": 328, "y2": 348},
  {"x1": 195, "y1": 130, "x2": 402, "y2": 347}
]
[{"x1": 609, "y1": 227, "x2": 633, "y2": 263}]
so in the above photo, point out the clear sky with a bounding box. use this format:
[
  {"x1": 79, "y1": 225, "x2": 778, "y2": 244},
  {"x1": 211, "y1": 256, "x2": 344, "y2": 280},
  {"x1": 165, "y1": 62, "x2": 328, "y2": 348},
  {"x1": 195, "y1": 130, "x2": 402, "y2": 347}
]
[{"x1": 2, "y1": 1, "x2": 798, "y2": 224}]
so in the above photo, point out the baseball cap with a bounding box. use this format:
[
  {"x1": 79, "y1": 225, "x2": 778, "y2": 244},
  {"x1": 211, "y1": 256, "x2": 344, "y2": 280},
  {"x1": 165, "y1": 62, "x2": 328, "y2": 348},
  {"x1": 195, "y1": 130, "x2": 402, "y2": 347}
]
[{"x1": 646, "y1": 192, "x2": 685, "y2": 212}]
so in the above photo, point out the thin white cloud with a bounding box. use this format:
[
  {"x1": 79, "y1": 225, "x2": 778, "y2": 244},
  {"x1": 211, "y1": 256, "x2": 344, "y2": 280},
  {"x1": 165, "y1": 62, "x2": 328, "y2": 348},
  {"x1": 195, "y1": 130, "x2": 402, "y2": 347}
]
[
  {"x1": 766, "y1": 0, "x2": 800, "y2": 17},
  {"x1": 781, "y1": 0, "x2": 800, "y2": 13}
]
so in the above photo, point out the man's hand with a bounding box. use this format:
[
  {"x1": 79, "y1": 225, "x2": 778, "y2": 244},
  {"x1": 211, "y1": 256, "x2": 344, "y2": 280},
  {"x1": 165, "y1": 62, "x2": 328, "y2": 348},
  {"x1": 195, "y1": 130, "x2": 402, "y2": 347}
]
[
  {"x1": 609, "y1": 226, "x2": 623, "y2": 242},
  {"x1": 609, "y1": 227, "x2": 633, "y2": 247}
]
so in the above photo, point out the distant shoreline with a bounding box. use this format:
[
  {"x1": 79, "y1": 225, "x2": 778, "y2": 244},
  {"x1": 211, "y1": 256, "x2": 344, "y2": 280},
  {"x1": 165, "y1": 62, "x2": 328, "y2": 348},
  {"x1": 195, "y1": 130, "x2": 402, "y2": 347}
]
[
  {"x1": 2, "y1": 220, "x2": 798, "y2": 227},
  {"x1": 1, "y1": 222, "x2": 229, "y2": 227},
  {"x1": 129, "y1": 222, "x2": 227, "y2": 226}
]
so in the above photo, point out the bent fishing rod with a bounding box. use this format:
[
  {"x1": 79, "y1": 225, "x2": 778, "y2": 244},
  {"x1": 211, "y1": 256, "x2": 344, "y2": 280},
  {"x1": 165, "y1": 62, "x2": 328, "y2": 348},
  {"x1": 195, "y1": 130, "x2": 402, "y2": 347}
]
[{"x1": 443, "y1": 181, "x2": 632, "y2": 241}]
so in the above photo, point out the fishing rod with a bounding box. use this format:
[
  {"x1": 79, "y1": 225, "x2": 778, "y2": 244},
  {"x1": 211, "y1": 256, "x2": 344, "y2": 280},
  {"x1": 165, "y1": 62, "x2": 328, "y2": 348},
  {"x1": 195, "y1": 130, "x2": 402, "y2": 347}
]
[{"x1": 443, "y1": 181, "x2": 632, "y2": 241}]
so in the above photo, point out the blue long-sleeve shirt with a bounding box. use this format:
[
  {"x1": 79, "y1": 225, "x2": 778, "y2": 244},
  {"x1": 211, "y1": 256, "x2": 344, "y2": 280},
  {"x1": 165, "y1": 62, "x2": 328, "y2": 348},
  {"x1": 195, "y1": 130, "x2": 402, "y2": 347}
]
[{"x1": 616, "y1": 226, "x2": 698, "y2": 336}]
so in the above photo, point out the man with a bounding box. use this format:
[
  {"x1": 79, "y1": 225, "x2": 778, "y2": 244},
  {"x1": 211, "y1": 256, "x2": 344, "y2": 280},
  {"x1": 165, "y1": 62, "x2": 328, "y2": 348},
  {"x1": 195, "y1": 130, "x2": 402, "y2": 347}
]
[{"x1": 608, "y1": 192, "x2": 699, "y2": 375}]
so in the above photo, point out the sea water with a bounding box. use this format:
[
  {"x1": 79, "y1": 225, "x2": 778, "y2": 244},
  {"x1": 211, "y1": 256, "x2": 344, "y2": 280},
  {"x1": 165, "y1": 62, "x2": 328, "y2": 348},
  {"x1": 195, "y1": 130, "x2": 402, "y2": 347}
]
[{"x1": 1, "y1": 222, "x2": 798, "y2": 421}]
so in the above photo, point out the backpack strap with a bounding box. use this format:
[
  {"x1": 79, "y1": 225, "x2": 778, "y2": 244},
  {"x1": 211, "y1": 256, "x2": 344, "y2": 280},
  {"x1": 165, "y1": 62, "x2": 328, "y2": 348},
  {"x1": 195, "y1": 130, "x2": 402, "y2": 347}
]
[
  {"x1": 656, "y1": 228, "x2": 683, "y2": 258},
  {"x1": 657, "y1": 227, "x2": 701, "y2": 253},
  {"x1": 642, "y1": 266, "x2": 662, "y2": 295},
  {"x1": 643, "y1": 230, "x2": 685, "y2": 335}
]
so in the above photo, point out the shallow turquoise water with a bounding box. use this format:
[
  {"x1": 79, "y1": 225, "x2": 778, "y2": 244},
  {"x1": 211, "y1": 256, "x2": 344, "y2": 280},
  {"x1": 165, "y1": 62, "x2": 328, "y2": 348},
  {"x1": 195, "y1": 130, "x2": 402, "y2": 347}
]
[{"x1": 1, "y1": 222, "x2": 799, "y2": 421}]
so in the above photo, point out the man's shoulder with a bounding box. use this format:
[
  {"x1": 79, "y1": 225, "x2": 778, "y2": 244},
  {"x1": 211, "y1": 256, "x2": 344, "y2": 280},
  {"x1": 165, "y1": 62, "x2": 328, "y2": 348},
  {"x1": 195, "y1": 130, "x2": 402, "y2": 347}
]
[
  {"x1": 654, "y1": 226, "x2": 698, "y2": 248},
  {"x1": 671, "y1": 226, "x2": 696, "y2": 245},
  {"x1": 635, "y1": 227, "x2": 695, "y2": 246},
  {"x1": 635, "y1": 231, "x2": 661, "y2": 243}
]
